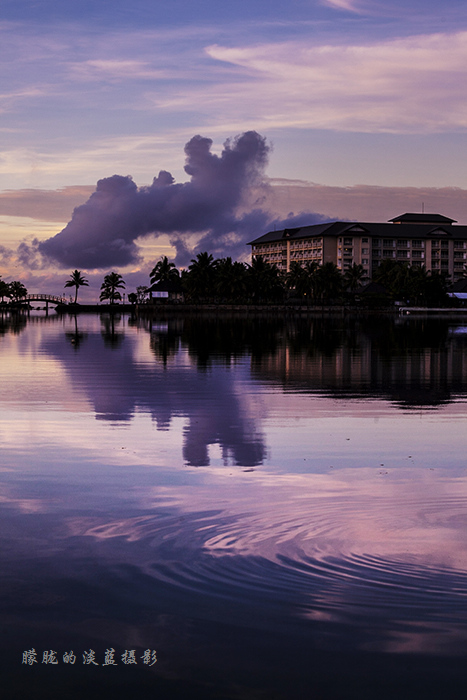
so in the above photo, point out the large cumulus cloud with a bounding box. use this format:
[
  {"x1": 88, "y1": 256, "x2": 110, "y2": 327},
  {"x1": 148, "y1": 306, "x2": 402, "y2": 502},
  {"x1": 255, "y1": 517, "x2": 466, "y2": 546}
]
[{"x1": 38, "y1": 131, "x2": 278, "y2": 269}]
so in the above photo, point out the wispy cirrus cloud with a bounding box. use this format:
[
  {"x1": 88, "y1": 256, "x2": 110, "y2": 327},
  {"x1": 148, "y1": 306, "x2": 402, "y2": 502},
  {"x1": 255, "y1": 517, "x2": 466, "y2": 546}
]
[
  {"x1": 264, "y1": 179, "x2": 467, "y2": 224},
  {"x1": 321, "y1": 0, "x2": 365, "y2": 12},
  {"x1": 1, "y1": 13, "x2": 467, "y2": 196},
  {"x1": 69, "y1": 59, "x2": 171, "y2": 82},
  {"x1": 0, "y1": 86, "x2": 46, "y2": 113},
  {"x1": 203, "y1": 31, "x2": 467, "y2": 134},
  {"x1": 0, "y1": 186, "x2": 94, "y2": 221}
]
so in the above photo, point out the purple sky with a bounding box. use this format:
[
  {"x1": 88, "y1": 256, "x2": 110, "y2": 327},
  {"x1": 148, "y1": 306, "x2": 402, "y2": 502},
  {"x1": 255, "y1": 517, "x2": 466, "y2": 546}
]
[{"x1": 1, "y1": 0, "x2": 467, "y2": 299}]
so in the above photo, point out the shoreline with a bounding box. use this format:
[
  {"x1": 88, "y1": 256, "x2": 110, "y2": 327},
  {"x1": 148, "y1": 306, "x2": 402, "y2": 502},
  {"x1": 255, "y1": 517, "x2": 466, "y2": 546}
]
[{"x1": 5, "y1": 302, "x2": 467, "y2": 318}]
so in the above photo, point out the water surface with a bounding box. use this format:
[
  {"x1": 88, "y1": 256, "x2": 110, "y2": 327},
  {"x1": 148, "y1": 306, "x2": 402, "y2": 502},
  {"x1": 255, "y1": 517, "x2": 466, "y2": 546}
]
[{"x1": 2, "y1": 311, "x2": 467, "y2": 698}]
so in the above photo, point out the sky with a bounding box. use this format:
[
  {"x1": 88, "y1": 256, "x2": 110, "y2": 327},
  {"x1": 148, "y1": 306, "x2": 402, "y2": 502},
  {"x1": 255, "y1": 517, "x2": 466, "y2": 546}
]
[{"x1": 1, "y1": 0, "x2": 467, "y2": 299}]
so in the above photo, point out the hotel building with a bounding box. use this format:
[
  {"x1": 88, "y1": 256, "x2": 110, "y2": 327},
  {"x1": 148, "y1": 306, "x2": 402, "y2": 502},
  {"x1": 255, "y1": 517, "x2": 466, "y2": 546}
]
[{"x1": 248, "y1": 213, "x2": 467, "y2": 281}]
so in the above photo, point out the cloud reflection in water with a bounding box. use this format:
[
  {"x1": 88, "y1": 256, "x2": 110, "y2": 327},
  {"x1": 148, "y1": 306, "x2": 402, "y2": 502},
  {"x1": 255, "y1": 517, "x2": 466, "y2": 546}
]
[{"x1": 2, "y1": 313, "x2": 467, "y2": 697}]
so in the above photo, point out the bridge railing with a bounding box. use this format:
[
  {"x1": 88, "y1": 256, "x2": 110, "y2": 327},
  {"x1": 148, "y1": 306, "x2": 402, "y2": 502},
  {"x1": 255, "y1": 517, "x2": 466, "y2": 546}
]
[{"x1": 14, "y1": 294, "x2": 68, "y2": 304}]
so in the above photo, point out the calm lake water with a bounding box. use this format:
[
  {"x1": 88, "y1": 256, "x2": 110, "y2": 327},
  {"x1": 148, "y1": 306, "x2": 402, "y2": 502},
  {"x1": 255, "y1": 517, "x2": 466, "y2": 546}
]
[{"x1": 2, "y1": 310, "x2": 467, "y2": 699}]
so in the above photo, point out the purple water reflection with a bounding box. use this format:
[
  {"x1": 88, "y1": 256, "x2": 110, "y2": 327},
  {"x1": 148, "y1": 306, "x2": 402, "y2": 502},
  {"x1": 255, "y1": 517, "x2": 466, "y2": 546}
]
[{"x1": 1, "y1": 312, "x2": 467, "y2": 699}]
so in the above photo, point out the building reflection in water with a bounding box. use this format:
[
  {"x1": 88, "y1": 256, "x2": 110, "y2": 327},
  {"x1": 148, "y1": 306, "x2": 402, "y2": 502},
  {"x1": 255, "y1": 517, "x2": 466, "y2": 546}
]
[
  {"x1": 13, "y1": 312, "x2": 467, "y2": 472},
  {"x1": 249, "y1": 316, "x2": 467, "y2": 407},
  {"x1": 2, "y1": 311, "x2": 467, "y2": 698}
]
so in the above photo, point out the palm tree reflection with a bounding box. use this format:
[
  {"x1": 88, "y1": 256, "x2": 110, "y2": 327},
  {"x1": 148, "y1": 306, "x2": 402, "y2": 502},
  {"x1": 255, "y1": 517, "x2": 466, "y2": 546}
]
[
  {"x1": 100, "y1": 314, "x2": 124, "y2": 348},
  {"x1": 65, "y1": 315, "x2": 87, "y2": 349}
]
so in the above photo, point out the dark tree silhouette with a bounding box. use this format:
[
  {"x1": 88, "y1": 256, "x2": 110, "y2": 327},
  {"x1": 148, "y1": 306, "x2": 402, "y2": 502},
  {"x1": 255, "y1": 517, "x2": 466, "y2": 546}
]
[
  {"x1": 373, "y1": 261, "x2": 449, "y2": 306},
  {"x1": 185, "y1": 252, "x2": 218, "y2": 301},
  {"x1": 214, "y1": 257, "x2": 248, "y2": 301},
  {"x1": 286, "y1": 261, "x2": 309, "y2": 299},
  {"x1": 9, "y1": 280, "x2": 27, "y2": 302},
  {"x1": 64, "y1": 269, "x2": 89, "y2": 303},
  {"x1": 315, "y1": 262, "x2": 343, "y2": 303},
  {"x1": 247, "y1": 256, "x2": 284, "y2": 302},
  {"x1": 0, "y1": 277, "x2": 11, "y2": 303},
  {"x1": 149, "y1": 256, "x2": 180, "y2": 285},
  {"x1": 344, "y1": 263, "x2": 367, "y2": 292},
  {"x1": 100, "y1": 272, "x2": 125, "y2": 304}
]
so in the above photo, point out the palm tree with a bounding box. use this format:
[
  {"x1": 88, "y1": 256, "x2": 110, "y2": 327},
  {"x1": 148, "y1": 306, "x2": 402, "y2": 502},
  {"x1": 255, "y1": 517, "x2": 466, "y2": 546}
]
[
  {"x1": 149, "y1": 256, "x2": 180, "y2": 285},
  {"x1": 286, "y1": 261, "x2": 308, "y2": 299},
  {"x1": 185, "y1": 252, "x2": 218, "y2": 301},
  {"x1": 64, "y1": 270, "x2": 89, "y2": 304},
  {"x1": 0, "y1": 277, "x2": 11, "y2": 303},
  {"x1": 214, "y1": 257, "x2": 248, "y2": 301},
  {"x1": 374, "y1": 261, "x2": 416, "y2": 303},
  {"x1": 302, "y1": 261, "x2": 321, "y2": 304},
  {"x1": 247, "y1": 256, "x2": 284, "y2": 302},
  {"x1": 9, "y1": 280, "x2": 27, "y2": 302},
  {"x1": 315, "y1": 263, "x2": 343, "y2": 303},
  {"x1": 99, "y1": 272, "x2": 125, "y2": 304},
  {"x1": 343, "y1": 263, "x2": 367, "y2": 292},
  {"x1": 372, "y1": 259, "x2": 401, "y2": 290},
  {"x1": 424, "y1": 269, "x2": 450, "y2": 307}
]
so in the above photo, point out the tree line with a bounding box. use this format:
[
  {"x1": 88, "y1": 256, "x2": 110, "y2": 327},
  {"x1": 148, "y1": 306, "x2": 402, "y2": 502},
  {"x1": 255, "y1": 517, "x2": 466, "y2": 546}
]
[
  {"x1": 0, "y1": 271, "x2": 126, "y2": 305},
  {"x1": 144, "y1": 254, "x2": 453, "y2": 306},
  {"x1": 0, "y1": 278, "x2": 28, "y2": 303},
  {"x1": 0, "y1": 256, "x2": 454, "y2": 308}
]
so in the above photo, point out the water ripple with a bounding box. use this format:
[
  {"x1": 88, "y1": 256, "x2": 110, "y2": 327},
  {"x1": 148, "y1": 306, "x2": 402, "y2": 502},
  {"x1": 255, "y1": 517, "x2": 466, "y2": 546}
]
[{"x1": 82, "y1": 489, "x2": 467, "y2": 642}]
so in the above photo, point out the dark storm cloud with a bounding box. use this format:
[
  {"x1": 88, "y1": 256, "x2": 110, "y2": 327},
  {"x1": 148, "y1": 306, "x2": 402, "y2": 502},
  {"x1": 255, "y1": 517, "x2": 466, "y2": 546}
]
[{"x1": 38, "y1": 131, "x2": 278, "y2": 269}]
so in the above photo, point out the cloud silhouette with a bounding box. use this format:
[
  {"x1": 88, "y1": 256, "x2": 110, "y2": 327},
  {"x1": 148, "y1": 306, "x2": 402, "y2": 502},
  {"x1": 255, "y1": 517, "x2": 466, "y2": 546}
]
[{"x1": 38, "y1": 131, "x2": 276, "y2": 269}]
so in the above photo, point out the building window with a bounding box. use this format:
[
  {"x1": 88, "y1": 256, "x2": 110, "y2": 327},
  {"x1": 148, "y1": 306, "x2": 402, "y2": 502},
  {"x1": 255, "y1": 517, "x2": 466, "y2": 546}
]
[
  {"x1": 362, "y1": 248, "x2": 369, "y2": 254},
  {"x1": 383, "y1": 239, "x2": 395, "y2": 247},
  {"x1": 362, "y1": 238, "x2": 369, "y2": 243},
  {"x1": 412, "y1": 240, "x2": 423, "y2": 248}
]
